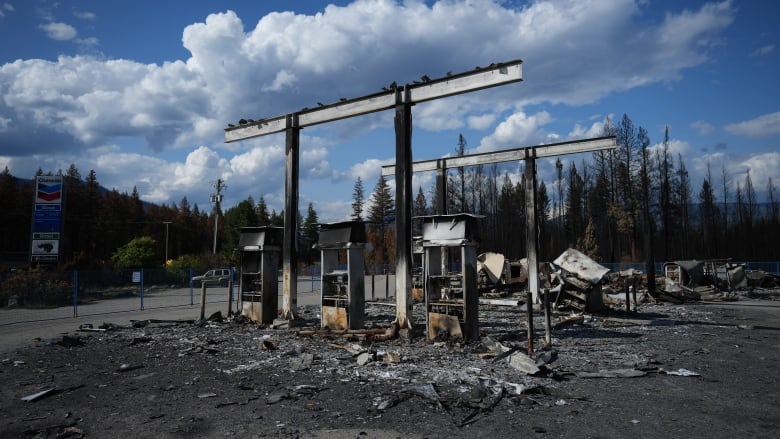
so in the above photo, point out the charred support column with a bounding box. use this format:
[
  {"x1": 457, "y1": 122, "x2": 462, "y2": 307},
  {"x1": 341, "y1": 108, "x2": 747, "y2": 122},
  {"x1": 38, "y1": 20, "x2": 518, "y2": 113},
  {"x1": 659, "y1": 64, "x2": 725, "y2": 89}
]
[
  {"x1": 282, "y1": 114, "x2": 300, "y2": 320},
  {"x1": 394, "y1": 89, "x2": 414, "y2": 331},
  {"x1": 525, "y1": 149, "x2": 539, "y2": 303}
]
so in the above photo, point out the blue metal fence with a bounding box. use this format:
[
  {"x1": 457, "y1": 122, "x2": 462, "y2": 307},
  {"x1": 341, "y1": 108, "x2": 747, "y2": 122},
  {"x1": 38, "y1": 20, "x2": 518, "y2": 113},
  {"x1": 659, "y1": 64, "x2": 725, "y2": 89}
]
[{"x1": 69, "y1": 267, "x2": 203, "y2": 317}]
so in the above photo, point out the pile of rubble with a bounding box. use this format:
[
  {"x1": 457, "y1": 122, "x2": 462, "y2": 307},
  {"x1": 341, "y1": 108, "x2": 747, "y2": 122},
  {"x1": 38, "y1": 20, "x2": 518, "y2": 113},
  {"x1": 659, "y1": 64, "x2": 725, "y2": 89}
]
[{"x1": 477, "y1": 248, "x2": 780, "y2": 311}]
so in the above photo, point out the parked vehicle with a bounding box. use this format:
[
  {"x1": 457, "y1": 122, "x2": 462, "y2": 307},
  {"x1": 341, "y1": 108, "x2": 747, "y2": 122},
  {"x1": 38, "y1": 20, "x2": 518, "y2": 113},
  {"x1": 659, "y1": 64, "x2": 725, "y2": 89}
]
[{"x1": 191, "y1": 268, "x2": 232, "y2": 287}]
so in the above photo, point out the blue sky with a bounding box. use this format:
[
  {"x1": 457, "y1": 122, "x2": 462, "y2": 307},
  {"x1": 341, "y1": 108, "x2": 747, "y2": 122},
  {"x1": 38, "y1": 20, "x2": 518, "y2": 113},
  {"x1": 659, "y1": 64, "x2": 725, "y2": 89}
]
[{"x1": 0, "y1": 0, "x2": 778, "y2": 221}]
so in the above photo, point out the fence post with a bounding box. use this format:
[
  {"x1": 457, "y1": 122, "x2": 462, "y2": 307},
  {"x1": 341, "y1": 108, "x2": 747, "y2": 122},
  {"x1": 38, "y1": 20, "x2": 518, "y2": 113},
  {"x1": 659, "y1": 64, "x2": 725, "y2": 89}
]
[
  {"x1": 140, "y1": 268, "x2": 145, "y2": 310},
  {"x1": 73, "y1": 271, "x2": 78, "y2": 318},
  {"x1": 228, "y1": 267, "x2": 234, "y2": 316},
  {"x1": 189, "y1": 267, "x2": 194, "y2": 305},
  {"x1": 200, "y1": 283, "x2": 207, "y2": 320}
]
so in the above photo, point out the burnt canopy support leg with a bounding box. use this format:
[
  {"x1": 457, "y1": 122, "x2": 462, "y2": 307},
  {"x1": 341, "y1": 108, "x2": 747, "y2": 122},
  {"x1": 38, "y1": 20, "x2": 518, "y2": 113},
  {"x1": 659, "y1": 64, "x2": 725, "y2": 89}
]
[
  {"x1": 393, "y1": 91, "x2": 413, "y2": 331},
  {"x1": 282, "y1": 114, "x2": 300, "y2": 320}
]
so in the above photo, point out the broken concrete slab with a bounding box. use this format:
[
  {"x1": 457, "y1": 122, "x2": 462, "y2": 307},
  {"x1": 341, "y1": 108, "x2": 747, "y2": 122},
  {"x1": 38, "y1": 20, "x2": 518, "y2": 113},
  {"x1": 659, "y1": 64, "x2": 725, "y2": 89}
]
[
  {"x1": 356, "y1": 352, "x2": 373, "y2": 366},
  {"x1": 507, "y1": 351, "x2": 540, "y2": 375},
  {"x1": 290, "y1": 353, "x2": 314, "y2": 371},
  {"x1": 382, "y1": 351, "x2": 402, "y2": 364}
]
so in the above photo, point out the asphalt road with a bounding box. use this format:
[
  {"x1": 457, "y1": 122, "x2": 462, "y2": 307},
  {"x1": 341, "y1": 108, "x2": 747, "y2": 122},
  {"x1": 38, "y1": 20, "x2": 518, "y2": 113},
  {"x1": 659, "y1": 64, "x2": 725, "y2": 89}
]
[{"x1": 0, "y1": 284, "x2": 323, "y2": 354}]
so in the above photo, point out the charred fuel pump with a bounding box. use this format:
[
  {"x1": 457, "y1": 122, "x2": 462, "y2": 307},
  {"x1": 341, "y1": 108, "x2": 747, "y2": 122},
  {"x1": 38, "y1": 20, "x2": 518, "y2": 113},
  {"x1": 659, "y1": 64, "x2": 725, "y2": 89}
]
[
  {"x1": 421, "y1": 214, "x2": 482, "y2": 340},
  {"x1": 317, "y1": 221, "x2": 366, "y2": 330},
  {"x1": 238, "y1": 226, "x2": 283, "y2": 324}
]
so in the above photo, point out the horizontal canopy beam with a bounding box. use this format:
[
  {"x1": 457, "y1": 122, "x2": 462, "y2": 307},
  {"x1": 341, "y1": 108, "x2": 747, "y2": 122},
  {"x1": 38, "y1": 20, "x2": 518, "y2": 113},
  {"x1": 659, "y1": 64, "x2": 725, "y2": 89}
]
[
  {"x1": 225, "y1": 59, "x2": 523, "y2": 143},
  {"x1": 381, "y1": 136, "x2": 616, "y2": 176}
]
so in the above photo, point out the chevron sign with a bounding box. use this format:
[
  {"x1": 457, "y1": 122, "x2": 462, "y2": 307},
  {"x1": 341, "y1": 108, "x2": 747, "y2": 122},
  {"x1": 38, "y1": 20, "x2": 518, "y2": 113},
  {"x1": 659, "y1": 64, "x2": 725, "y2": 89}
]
[{"x1": 35, "y1": 176, "x2": 63, "y2": 203}]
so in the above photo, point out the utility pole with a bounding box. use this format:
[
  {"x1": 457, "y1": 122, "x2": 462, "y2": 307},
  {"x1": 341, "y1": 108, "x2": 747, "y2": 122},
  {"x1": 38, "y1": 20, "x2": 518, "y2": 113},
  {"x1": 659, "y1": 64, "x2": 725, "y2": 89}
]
[{"x1": 210, "y1": 179, "x2": 226, "y2": 255}]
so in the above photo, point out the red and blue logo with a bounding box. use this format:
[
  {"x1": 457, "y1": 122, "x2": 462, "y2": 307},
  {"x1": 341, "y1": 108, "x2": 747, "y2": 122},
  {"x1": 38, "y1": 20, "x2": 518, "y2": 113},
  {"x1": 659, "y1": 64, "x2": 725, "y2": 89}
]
[{"x1": 36, "y1": 182, "x2": 62, "y2": 203}]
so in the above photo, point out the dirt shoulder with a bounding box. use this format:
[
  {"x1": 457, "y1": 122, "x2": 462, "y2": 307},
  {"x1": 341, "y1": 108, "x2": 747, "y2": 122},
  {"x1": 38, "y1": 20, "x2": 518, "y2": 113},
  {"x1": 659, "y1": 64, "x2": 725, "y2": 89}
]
[{"x1": 1, "y1": 295, "x2": 779, "y2": 438}]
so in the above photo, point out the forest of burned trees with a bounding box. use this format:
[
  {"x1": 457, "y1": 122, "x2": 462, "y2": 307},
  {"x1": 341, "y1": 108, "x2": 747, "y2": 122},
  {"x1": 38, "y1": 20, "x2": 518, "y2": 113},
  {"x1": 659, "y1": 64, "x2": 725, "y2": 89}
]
[
  {"x1": 1, "y1": 113, "x2": 778, "y2": 272},
  {"x1": 407, "y1": 115, "x2": 779, "y2": 264}
]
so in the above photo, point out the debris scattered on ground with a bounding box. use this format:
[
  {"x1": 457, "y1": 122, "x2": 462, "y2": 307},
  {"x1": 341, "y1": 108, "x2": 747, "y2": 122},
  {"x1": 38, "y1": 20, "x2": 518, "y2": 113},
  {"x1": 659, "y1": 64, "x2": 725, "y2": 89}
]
[{"x1": 2, "y1": 277, "x2": 779, "y2": 438}]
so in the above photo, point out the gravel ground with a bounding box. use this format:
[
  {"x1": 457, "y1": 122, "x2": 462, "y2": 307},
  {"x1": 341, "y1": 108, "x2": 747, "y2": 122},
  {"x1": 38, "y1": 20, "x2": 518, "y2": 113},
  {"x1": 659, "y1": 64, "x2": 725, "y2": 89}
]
[{"x1": 1, "y1": 292, "x2": 779, "y2": 439}]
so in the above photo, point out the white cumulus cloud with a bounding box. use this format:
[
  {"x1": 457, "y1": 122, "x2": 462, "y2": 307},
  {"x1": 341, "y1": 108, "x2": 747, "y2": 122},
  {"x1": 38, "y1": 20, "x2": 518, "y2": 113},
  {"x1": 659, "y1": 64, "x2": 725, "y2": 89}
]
[
  {"x1": 39, "y1": 22, "x2": 78, "y2": 40},
  {"x1": 477, "y1": 111, "x2": 553, "y2": 152},
  {"x1": 0, "y1": 0, "x2": 742, "y2": 209},
  {"x1": 725, "y1": 111, "x2": 780, "y2": 137},
  {"x1": 691, "y1": 120, "x2": 716, "y2": 135}
]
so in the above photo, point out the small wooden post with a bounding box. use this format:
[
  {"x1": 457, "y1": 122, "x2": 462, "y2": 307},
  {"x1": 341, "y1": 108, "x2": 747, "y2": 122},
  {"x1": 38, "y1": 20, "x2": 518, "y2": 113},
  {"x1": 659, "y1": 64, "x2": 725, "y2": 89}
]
[
  {"x1": 625, "y1": 277, "x2": 631, "y2": 313},
  {"x1": 543, "y1": 288, "x2": 552, "y2": 348},
  {"x1": 227, "y1": 278, "x2": 233, "y2": 316},
  {"x1": 200, "y1": 283, "x2": 207, "y2": 320}
]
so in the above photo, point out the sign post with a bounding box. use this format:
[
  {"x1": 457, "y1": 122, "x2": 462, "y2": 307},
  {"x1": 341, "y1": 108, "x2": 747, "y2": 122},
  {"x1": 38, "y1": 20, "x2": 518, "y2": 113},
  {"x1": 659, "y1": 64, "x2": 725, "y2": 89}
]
[{"x1": 31, "y1": 175, "x2": 63, "y2": 265}]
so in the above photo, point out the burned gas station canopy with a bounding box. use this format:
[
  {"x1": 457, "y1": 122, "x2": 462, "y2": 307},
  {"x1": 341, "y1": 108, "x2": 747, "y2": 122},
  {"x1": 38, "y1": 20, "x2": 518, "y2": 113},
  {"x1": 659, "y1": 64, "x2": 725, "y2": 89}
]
[{"x1": 226, "y1": 59, "x2": 523, "y2": 325}]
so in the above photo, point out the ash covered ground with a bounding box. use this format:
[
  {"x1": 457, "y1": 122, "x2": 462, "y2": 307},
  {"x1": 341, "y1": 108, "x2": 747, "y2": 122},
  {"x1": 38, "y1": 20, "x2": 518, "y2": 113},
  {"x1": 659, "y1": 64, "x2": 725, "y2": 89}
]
[{"x1": 1, "y1": 291, "x2": 779, "y2": 439}]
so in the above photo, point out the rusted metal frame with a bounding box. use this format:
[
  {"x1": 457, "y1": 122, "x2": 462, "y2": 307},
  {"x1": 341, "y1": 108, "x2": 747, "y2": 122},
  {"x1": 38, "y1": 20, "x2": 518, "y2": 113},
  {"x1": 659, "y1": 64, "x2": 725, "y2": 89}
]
[
  {"x1": 394, "y1": 88, "x2": 413, "y2": 331},
  {"x1": 282, "y1": 114, "x2": 299, "y2": 320}
]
